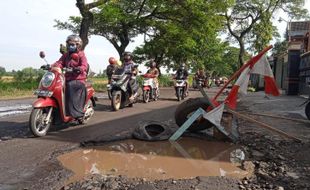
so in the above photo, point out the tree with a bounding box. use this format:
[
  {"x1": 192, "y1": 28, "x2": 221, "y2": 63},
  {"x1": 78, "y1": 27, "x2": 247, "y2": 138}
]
[
  {"x1": 272, "y1": 40, "x2": 288, "y2": 55},
  {"x1": 134, "y1": 0, "x2": 230, "y2": 73},
  {"x1": 0, "y1": 66, "x2": 6, "y2": 79},
  {"x1": 225, "y1": 0, "x2": 308, "y2": 67},
  {"x1": 55, "y1": 0, "x2": 161, "y2": 57}
]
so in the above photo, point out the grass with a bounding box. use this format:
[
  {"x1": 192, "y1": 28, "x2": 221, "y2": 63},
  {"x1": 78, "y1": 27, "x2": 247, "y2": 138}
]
[
  {"x1": 0, "y1": 77, "x2": 108, "y2": 99},
  {"x1": 0, "y1": 75, "x2": 180, "y2": 99},
  {"x1": 0, "y1": 80, "x2": 38, "y2": 99}
]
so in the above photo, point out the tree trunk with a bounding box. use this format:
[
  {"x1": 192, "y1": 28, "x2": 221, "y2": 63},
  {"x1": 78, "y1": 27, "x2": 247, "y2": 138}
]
[
  {"x1": 237, "y1": 38, "x2": 245, "y2": 67},
  {"x1": 76, "y1": 0, "x2": 93, "y2": 50}
]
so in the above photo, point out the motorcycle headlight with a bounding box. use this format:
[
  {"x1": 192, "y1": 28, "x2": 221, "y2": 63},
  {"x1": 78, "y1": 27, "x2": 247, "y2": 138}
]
[{"x1": 41, "y1": 72, "x2": 55, "y2": 88}]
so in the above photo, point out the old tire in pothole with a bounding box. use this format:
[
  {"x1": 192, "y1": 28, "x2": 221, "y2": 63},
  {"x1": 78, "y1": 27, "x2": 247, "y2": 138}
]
[
  {"x1": 175, "y1": 97, "x2": 214, "y2": 132},
  {"x1": 133, "y1": 121, "x2": 172, "y2": 141},
  {"x1": 306, "y1": 102, "x2": 310, "y2": 120}
]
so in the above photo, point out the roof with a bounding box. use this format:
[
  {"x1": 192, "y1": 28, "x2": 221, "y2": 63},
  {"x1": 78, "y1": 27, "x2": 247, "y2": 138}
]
[{"x1": 289, "y1": 21, "x2": 310, "y2": 37}]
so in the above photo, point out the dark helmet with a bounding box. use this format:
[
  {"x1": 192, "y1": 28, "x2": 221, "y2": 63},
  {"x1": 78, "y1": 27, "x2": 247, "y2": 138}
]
[
  {"x1": 150, "y1": 60, "x2": 156, "y2": 68},
  {"x1": 123, "y1": 51, "x2": 133, "y2": 61},
  {"x1": 108, "y1": 57, "x2": 117, "y2": 65}
]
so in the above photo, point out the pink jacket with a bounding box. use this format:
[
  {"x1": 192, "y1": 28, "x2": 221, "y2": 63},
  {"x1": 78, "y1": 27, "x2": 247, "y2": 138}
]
[{"x1": 53, "y1": 51, "x2": 88, "y2": 82}]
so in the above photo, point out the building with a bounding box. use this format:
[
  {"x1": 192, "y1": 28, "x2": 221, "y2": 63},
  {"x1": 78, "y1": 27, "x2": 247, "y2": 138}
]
[
  {"x1": 273, "y1": 21, "x2": 310, "y2": 95},
  {"x1": 299, "y1": 31, "x2": 310, "y2": 94}
]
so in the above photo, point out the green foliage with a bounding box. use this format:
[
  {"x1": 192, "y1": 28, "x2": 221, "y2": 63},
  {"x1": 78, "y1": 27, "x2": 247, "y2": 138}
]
[
  {"x1": 0, "y1": 66, "x2": 5, "y2": 79},
  {"x1": 134, "y1": 0, "x2": 230, "y2": 74},
  {"x1": 225, "y1": 0, "x2": 309, "y2": 65},
  {"x1": 272, "y1": 40, "x2": 288, "y2": 55},
  {"x1": 158, "y1": 75, "x2": 174, "y2": 87},
  {"x1": 13, "y1": 67, "x2": 44, "y2": 83}
]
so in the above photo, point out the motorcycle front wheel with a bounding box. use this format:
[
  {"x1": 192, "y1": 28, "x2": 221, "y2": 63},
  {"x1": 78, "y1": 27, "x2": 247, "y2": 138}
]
[
  {"x1": 176, "y1": 88, "x2": 181, "y2": 101},
  {"x1": 29, "y1": 107, "x2": 53, "y2": 137},
  {"x1": 111, "y1": 91, "x2": 122, "y2": 111},
  {"x1": 143, "y1": 90, "x2": 150, "y2": 103}
]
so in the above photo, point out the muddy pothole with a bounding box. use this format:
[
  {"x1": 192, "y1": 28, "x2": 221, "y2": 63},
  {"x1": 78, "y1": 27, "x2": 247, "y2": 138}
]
[{"x1": 58, "y1": 137, "x2": 251, "y2": 184}]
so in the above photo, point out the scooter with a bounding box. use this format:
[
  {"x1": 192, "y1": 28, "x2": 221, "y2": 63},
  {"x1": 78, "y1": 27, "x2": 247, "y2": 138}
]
[
  {"x1": 192, "y1": 78, "x2": 207, "y2": 90},
  {"x1": 174, "y1": 77, "x2": 187, "y2": 101},
  {"x1": 29, "y1": 51, "x2": 96, "y2": 137},
  {"x1": 142, "y1": 73, "x2": 159, "y2": 103},
  {"x1": 110, "y1": 67, "x2": 139, "y2": 111}
]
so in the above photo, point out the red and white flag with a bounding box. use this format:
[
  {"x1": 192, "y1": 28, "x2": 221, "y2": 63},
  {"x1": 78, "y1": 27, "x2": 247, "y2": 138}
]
[{"x1": 225, "y1": 55, "x2": 280, "y2": 109}]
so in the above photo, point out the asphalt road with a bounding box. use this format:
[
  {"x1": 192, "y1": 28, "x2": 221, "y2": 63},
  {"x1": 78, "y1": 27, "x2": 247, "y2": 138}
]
[
  {"x1": 1, "y1": 87, "x2": 309, "y2": 190},
  {"x1": 0, "y1": 88, "x2": 211, "y2": 189}
]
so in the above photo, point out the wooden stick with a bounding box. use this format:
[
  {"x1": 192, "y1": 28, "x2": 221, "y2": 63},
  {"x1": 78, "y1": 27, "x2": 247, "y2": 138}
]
[
  {"x1": 241, "y1": 112, "x2": 310, "y2": 124},
  {"x1": 227, "y1": 109, "x2": 302, "y2": 142}
]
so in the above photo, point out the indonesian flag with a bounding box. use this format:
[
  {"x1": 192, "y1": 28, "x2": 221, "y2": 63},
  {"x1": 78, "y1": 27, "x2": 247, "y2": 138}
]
[{"x1": 225, "y1": 55, "x2": 280, "y2": 109}]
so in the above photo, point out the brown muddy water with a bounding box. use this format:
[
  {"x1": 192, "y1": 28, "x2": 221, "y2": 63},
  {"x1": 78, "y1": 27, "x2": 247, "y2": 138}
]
[{"x1": 58, "y1": 137, "x2": 250, "y2": 184}]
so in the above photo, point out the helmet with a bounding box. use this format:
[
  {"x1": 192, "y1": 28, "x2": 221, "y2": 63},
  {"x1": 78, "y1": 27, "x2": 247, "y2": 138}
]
[
  {"x1": 108, "y1": 57, "x2": 117, "y2": 65},
  {"x1": 66, "y1": 34, "x2": 83, "y2": 52},
  {"x1": 123, "y1": 51, "x2": 133, "y2": 61},
  {"x1": 150, "y1": 61, "x2": 156, "y2": 68},
  {"x1": 180, "y1": 63, "x2": 185, "y2": 69}
]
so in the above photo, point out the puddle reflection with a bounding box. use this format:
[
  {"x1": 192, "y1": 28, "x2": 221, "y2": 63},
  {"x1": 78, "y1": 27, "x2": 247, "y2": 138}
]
[{"x1": 58, "y1": 137, "x2": 250, "y2": 183}]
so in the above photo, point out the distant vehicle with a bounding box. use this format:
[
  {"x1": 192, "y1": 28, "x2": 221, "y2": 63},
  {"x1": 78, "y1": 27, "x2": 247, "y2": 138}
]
[
  {"x1": 142, "y1": 73, "x2": 159, "y2": 103},
  {"x1": 110, "y1": 67, "x2": 139, "y2": 111},
  {"x1": 214, "y1": 76, "x2": 228, "y2": 87}
]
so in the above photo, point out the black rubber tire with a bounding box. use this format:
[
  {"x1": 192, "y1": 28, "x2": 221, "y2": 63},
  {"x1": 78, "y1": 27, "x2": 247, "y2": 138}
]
[
  {"x1": 177, "y1": 88, "x2": 181, "y2": 101},
  {"x1": 175, "y1": 97, "x2": 214, "y2": 132},
  {"x1": 143, "y1": 90, "x2": 150, "y2": 103},
  {"x1": 132, "y1": 121, "x2": 173, "y2": 141},
  {"x1": 29, "y1": 108, "x2": 52, "y2": 137},
  {"x1": 181, "y1": 88, "x2": 185, "y2": 100},
  {"x1": 111, "y1": 91, "x2": 122, "y2": 111},
  {"x1": 306, "y1": 102, "x2": 310, "y2": 120}
]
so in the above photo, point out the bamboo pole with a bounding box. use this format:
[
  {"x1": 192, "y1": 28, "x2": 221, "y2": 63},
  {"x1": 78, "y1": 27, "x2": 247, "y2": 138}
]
[
  {"x1": 227, "y1": 109, "x2": 302, "y2": 142},
  {"x1": 241, "y1": 112, "x2": 310, "y2": 124}
]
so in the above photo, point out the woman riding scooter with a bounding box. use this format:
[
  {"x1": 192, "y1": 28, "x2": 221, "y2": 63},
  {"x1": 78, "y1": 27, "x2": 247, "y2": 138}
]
[{"x1": 52, "y1": 34, "x2": 89, "y2": 122}]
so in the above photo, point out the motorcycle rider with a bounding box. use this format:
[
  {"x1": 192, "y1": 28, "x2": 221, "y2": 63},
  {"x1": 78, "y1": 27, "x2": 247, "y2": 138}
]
[
  {"x1": 52, "y1": 34, "x2": 88, "y2": 121},
  {"x1": 194, "y1": 68, "x2": 207, "y2": 87},
  {"x1": 146, "y1": 60, "x2": 159, "y2": 89},
  {"x1": 122, "y1": 51, "x2": 138, "y2": 100},
  {"x1": 106, "y1": 57, "x2": 118, "y2": 84},
  {"x1": 175, "y1": 63, "x2": 189, "y2": 95}
]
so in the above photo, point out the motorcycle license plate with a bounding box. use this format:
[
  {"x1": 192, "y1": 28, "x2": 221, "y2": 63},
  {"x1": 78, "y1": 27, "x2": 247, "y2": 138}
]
[{"x1": 34, "y1": 90, "x2": 53, "y2": 97}]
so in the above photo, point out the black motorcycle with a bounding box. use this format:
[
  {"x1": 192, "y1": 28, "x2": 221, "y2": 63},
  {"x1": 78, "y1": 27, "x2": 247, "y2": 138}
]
[{"x1": 110, "y1": 67, "x2": 139, "y2": 111}]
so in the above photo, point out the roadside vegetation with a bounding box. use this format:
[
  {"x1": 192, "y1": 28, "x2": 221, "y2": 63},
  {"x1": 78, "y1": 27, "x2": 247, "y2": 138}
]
[{"x1": 0, "y1": 67, "x2": 183, "y2": 99}]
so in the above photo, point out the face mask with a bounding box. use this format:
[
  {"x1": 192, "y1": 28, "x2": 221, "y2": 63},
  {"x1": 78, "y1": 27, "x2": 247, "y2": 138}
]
[{"x1": 68, "y1": 44, "x2": 77, "y2": 53}]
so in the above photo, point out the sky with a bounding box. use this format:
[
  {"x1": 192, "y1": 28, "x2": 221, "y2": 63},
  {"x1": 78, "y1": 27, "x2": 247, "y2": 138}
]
[{"x1": 0, "y1": 0, "x2": 309, "y2": 73}]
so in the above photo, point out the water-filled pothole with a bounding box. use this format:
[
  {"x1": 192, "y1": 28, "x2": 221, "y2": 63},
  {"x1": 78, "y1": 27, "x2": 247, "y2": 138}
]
[{"x1": 58, "y1": 137, "x2": 250, "y2": 184}]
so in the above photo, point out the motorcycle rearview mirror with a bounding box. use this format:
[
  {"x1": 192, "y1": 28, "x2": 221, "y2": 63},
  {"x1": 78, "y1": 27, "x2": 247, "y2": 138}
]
[
  {"x1": 39, "y1": 51, "x2": 45, "y2": 59},
  {"x1": 39, "y1": 51, "x2": 49, "y2": 65}
]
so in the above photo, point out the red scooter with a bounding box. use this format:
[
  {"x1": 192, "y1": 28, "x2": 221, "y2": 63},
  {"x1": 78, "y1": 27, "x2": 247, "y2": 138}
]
[
  {"x1": 142, "y1": 73, "x2": 159, "y2": 103},
  {"x1": 29, "y1": 51, "x2": 96, "y2": 137}
]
